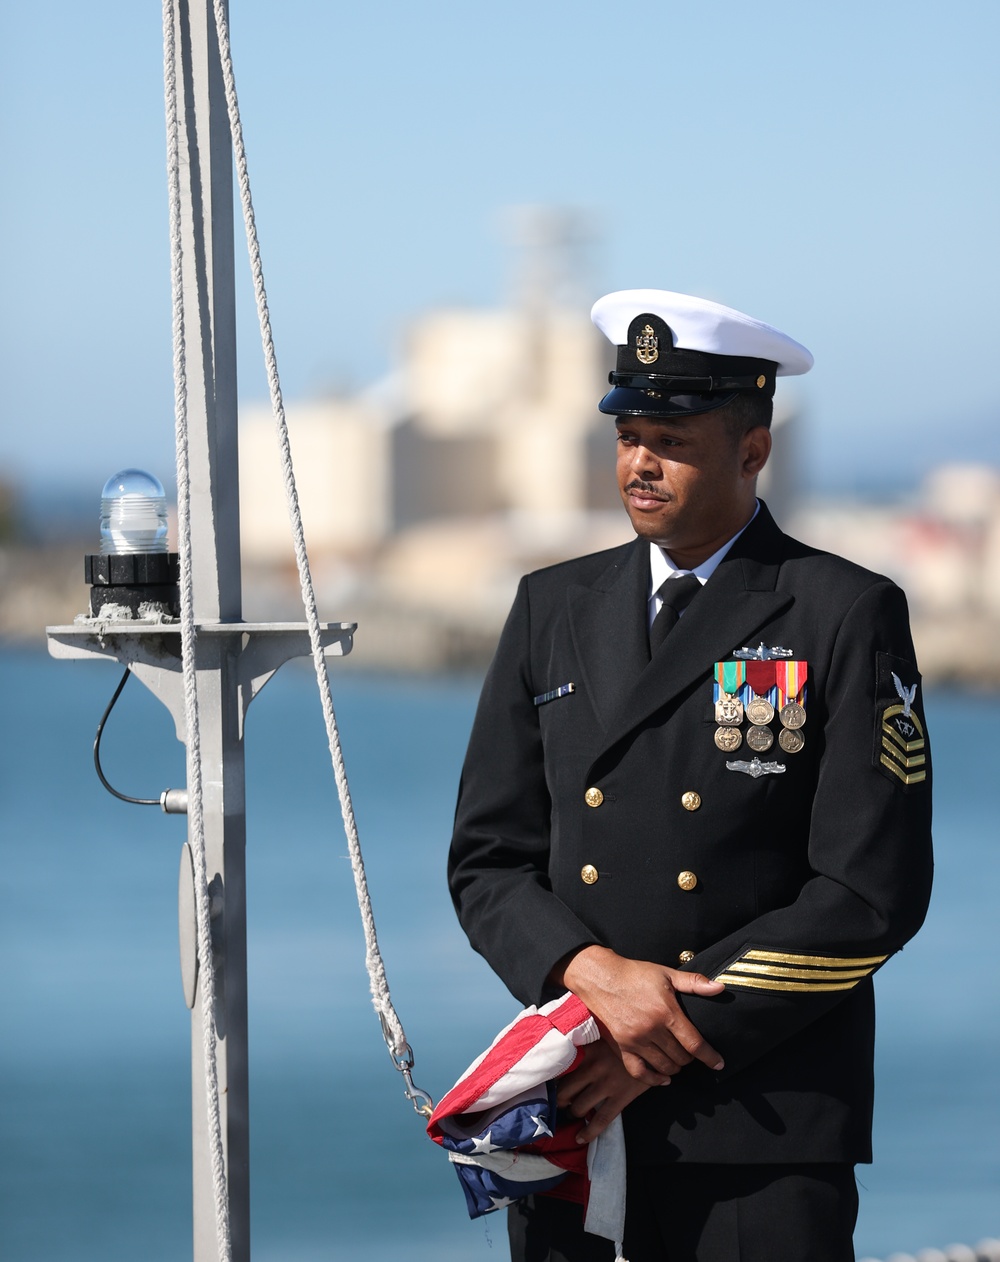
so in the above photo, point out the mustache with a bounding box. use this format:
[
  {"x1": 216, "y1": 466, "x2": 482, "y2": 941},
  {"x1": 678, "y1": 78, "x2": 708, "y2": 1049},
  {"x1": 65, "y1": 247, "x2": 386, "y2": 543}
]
[{"x1": 625, "y1": 479, "x2": 669, "y2": 500}]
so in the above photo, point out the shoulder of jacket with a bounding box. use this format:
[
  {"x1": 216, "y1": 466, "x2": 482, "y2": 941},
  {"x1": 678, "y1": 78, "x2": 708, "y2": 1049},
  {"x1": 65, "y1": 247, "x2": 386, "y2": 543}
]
[
  {"x1": 522, "y1": 540, "x2": 637, "y2": 591},
  {"x1": 775, "y1": 529, "x2": 902, "y2": 602}
]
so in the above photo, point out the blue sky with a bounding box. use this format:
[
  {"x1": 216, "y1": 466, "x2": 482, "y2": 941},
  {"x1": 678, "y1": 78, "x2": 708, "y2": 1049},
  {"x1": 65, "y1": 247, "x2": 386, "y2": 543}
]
[{"x1": 1, "y1": 0, "x2": 997, "y2": 501}]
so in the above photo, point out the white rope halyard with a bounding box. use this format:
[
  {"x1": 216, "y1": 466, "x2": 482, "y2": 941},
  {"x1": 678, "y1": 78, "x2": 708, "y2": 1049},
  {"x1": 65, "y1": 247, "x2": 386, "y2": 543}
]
[
  {"x1": 208, "y1": 2, "x2": 427, "y2": 1095},
  {"x1": 162, "y1": 3, "x2": 232, "y2": 1260}
]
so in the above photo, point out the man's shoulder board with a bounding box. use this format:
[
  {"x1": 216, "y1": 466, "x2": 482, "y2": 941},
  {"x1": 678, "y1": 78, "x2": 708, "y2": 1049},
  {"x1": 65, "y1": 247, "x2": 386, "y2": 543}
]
[{"x1": 873, "y1": 651, "x2": 929, "y2": 790}]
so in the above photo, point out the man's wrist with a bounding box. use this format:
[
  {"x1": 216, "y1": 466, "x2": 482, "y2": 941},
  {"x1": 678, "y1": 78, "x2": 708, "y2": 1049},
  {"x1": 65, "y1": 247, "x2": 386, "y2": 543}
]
[{"x1": 550, "y1": 944, "x2": 618, "y2": 996}]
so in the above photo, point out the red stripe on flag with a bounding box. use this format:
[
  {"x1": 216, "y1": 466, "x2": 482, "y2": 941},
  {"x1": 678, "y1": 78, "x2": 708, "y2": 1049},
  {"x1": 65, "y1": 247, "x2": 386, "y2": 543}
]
[
  {"x1": 548, "y1": 993, "x2": 592, "y2": 1035},
  {"x1": 429, "y1": 998, "x2": 592, "y2": 1127}
]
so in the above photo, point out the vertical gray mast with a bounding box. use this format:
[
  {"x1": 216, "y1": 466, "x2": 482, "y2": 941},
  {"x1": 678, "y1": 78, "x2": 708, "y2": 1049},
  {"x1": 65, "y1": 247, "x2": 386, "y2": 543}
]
[
  {"x1": 168, "y1": 0, "x2": 249, "y2": 1256},
  {"x1": 172, "y1": 0, "x2": 242, "y2": 618}
]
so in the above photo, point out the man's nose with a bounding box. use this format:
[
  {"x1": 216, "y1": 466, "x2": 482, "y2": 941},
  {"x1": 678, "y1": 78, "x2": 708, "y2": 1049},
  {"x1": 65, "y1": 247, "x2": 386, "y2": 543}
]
[{"x1": 629, "y1": 441, "x2": 660, "y2": 476}]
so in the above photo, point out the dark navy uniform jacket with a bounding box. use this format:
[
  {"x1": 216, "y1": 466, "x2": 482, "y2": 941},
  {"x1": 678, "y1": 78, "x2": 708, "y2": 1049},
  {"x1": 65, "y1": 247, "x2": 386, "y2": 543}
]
[{"x1": 449, "y1": 503, "x2": 933, "y2": 1167}]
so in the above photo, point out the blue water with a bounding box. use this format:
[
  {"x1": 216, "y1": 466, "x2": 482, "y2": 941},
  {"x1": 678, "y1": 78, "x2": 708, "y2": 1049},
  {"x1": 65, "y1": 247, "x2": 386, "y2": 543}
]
[{"x1": 0, "y1": 649, "x2": 996, "y2": 1260}]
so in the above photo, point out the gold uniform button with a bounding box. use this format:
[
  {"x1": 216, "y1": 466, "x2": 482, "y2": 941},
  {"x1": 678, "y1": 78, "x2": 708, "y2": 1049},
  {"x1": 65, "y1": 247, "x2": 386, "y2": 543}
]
[
  {"x1": 678, "y1": 950, "x2": 696, "y2": 964},
  {"x1": 677, "y1": 870, "x2": 698, "y2": 891},
  {"x1": 681, "y1": 791, "x2": 701, "y2": 812},
  {"x1": 581, "y1": 864, "x2": 599, "y2": 885},
  {"x1": 584, "y1": 787, "x2": 604, "y2": 808}
]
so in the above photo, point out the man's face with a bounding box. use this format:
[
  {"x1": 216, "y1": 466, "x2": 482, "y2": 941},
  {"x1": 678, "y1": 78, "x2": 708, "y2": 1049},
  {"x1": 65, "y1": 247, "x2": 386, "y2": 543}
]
[{"x1": 615, "y1": 411, "x2": 769, "y2": 562}]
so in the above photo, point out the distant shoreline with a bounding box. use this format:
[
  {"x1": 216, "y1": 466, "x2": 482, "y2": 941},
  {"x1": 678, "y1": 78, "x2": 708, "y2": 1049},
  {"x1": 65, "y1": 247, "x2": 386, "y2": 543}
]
[{"x1": 3, "y1": 543, "x2": 997, "y2": 686}]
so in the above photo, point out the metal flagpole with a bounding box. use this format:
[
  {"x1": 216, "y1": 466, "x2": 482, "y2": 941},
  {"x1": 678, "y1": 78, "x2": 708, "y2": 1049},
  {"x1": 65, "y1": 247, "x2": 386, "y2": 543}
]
[{"x1": 166, "y1": 0, "x2": 249, "y2": 1255}]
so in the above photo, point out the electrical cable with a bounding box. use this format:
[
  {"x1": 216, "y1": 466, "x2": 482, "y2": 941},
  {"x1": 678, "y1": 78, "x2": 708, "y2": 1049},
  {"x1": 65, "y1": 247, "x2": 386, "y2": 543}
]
[{"x1": 93, "y1": 668, "x2": 161, "y2": 806}]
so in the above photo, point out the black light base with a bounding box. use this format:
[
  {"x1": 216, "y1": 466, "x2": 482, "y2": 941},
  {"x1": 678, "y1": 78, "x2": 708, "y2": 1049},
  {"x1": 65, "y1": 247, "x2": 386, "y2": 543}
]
[{"x1": 84, "y1": 552, "x2": 181, "y2": 618}]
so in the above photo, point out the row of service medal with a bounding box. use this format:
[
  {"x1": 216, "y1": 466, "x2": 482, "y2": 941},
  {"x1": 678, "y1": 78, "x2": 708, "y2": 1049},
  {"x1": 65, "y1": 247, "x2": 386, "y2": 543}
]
[{"x1": 713, "y1": 670, "x2": 807, "y2": 757}]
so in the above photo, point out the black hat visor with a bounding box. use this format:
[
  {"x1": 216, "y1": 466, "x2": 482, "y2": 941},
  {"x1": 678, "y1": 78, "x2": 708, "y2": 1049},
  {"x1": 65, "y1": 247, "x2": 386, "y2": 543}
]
[{"x1": 600, "y1": 383, "x2": 742, "y2": 418}]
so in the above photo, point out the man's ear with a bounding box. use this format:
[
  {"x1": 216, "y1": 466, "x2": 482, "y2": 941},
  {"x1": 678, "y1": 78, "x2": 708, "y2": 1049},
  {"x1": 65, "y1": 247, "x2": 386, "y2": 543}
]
[{"x1": 741, "y1": 425, "x2": 772, "y2": 479}]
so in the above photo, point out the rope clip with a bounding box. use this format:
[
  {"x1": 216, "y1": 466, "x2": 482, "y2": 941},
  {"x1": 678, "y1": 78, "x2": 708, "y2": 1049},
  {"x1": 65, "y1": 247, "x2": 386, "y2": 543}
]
[
  {"x1": 379, "y1": 1013, "x2": 434, "y2": 1118},
  {"x1": 401, "y1": 1070, "x2": 435, "y2": 1119}
]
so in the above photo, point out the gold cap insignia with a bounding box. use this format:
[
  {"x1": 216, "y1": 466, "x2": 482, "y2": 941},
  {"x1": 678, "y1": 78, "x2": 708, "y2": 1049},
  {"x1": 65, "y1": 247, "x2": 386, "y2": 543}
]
[{"x1": 636, "y1": 323, "x2": 659, "y2": 365}]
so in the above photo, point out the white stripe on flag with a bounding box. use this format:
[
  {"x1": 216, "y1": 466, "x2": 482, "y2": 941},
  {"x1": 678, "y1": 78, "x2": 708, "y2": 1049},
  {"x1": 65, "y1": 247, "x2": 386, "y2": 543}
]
[{"x1": 449, "y1": 1150, "x2": 568, "y2": 1183}]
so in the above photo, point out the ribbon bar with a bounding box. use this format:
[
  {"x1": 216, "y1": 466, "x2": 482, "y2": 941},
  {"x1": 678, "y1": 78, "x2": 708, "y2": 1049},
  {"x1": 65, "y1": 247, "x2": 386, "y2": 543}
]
[{"x1": 534, "y1": 683, "x2": 576, "y2": 707}]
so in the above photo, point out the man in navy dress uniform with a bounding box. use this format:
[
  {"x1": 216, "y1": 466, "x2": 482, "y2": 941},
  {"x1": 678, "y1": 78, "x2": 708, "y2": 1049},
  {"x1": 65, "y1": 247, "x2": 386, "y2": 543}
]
[{"x1": 448, "y1": 289, "x2": 933, "y2": 1261}]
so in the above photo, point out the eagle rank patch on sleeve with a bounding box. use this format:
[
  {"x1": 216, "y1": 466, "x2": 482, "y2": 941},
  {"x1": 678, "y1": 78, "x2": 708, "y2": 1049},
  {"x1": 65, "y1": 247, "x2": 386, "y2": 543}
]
[{"x1": 873, "y1": 652, "x2": 929, "y2": 790}]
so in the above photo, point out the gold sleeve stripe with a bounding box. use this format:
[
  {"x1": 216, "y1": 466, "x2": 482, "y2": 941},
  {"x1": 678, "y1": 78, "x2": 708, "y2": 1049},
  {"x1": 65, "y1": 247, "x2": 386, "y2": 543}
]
[
  {"x1": 882, "y1": 703, "x2": 924, "y2": 732},
  {"x1": 882, "y1": 726, "x2": 926, "y2": 754},
  {"x1": 726, "y1": 961, "x2": 875, "y2": 982},
  {"x1": 715, "y1": 973, "x2": 861, "y2": 993},
  {"x1": 879, "y1": 753, "x2": 927, "y2": 786},
  {"x1": 881, "y1": 736, "x2": 926, "y2": 767},
  {"x1": 743, "y1": 949, "x2": 889, "y2": 968}
]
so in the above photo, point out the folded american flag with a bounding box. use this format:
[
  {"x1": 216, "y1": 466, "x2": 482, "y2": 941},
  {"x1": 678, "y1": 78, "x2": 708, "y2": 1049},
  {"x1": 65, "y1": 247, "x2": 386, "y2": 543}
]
[{"x1": 427, "y1": 992, "x2": 626, "y2": 1244}]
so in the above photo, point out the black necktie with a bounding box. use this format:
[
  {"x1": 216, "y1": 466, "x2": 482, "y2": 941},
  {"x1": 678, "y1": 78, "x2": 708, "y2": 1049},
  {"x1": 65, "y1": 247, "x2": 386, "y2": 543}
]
[{"x1": 648, "y1": 573, "x2": 701, "y2": 655}]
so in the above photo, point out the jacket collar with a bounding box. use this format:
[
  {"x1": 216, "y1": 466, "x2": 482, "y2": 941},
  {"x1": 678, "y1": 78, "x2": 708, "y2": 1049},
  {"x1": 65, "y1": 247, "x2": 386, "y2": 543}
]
[{"x1": 567, "y1": 503, "x2": 793, "y2": 755}]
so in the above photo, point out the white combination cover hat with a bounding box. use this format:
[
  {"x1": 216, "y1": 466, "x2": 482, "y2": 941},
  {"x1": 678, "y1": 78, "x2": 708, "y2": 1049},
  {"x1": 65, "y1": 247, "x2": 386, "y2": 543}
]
[{"x1": 592, "y1": 288, "x2": 813, "y2": 418}]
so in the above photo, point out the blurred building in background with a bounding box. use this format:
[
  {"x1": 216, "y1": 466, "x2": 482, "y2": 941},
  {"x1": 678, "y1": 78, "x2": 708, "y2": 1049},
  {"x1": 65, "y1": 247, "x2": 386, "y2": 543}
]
[
  {"x1": 238, "y1": 211, "x2": 622, "y2": 664},
  {"x1": 789, "y1": 463, "x2": 1000, "y2": 683}
]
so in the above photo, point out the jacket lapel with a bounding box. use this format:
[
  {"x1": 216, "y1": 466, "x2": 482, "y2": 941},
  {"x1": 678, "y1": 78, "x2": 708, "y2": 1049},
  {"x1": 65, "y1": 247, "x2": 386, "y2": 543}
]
[
  {"x1": 571, "y1": 506, "x2": 795, "y2": 757},
  {"x1": 567, "y1": 539, "x2": 650, "y2": 733}
]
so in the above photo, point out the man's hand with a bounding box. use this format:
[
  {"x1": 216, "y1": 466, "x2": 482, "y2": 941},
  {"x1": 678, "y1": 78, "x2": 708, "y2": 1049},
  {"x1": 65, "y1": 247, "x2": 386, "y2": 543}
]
[
  {"x1": 555, "y1": 945, "x2": 725, "y2": 1083},
  {"x1": 557, "y1": 1038, "x2": 657, "y2": 1144}
]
